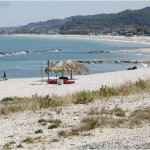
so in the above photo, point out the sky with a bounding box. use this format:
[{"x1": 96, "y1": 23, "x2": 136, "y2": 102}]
[{"x1": 0, "y1": 1, "x2": 150, "y2": 27}]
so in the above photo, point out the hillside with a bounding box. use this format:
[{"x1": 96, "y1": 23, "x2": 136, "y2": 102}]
[
  {"x1": 1, "y1": 7, "x2": 150, "y2": 35},
  {"x1": 60, "y1": 7, "x2": 150, "y2": 35}
]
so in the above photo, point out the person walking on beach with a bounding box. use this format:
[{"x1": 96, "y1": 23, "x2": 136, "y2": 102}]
[{"x1": 3, "y1": 71, "x2": 6, "y2": 79}]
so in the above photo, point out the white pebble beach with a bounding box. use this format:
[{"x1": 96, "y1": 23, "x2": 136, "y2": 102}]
[{"x1": 0, "y1": 68, "x2": 150, "y2": 149}]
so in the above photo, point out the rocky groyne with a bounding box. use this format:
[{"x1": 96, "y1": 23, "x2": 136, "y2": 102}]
[
  {"x1": 0, "y1": 49, "x2": 62, "y2": 56},
  {"x1": 77, "y1": 60, "x2": 140, "y2": 64},
  {"x1": 89, "y1": 50, "x2": 111, "y2": 53}
]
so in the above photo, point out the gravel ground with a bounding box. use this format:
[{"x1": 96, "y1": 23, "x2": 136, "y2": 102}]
[{"x1": 0, "y1": 92, "x2": 150, "y2": 149}]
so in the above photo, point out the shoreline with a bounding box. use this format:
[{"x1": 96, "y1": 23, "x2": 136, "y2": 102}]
[
  {"x1": 2, "y1": 34, "x2": 150, "y2": 45},
  {"x1": 0, "y1": 67, "x2": 150, "y2": 101}
]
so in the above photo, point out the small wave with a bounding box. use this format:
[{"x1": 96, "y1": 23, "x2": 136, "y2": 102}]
[
  {"x1": 135, "y1": 53, "x2": 142, "y2": 56},
  {"x1": 140, "y1": 63, "x2": 149, "y2": 68},
  {"x1": 11, "y1": 51, "x2": 27, "y2": 55},
  {"x1": 0, "y1": 49, "x2": 62, "y2": 57}
]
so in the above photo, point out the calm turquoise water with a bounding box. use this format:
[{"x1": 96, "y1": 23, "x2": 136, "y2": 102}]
[{"x1": 0, "y1": 35, "x2": 150, "y2": 78}]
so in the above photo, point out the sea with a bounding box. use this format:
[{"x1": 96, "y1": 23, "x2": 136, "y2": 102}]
[{"x1": 0, "y1": 35, "x2": 150, "y2": 79}]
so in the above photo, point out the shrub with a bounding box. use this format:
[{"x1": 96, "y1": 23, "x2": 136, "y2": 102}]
[
  {"x1": 111, "y1": 107, "x2": 126, "y2": 117},
  {"x1": 48, "y1": 124, "x2": 59, "y2": 129},
  {"x1": 117, "y1": 83, "x2": 131, "y2": 96},
  {"x1": 51, "y1": 139, "x2": 59, "y2": 142},
  {"x1": 73, "y1": 90, "x2": 95, "y2": 104},
  {"x1": 33, "y1": 95, "x2": 63, "y2": 109},
  {"x1": 58, "y1": 130, "x2": 67, "y2": 137},
  {"x1": 1, "y1": 97, "x2": 14, "y2": 102},
  {"x1": 38, "y1": 119, "x2": 47, "y2": 123},
  {"x1": 35, "y1": 129, "x2": 43, "y2": 134},
  {"x1": 48, "y1": 119, "x2": 62, "y2": 124},
  {"x1": 58, "y1": 129, "x2": 79, "y2": 138},
  {"x1": 41, "y1": 122, "x2": 47, "y2": 126},
  {"x1": 55, "y1": 108, "x2": 62, "y2": 114},
  {"x1": 16, "y1": 144, "x2": 23, "y2": 148},
  {"x1": 48, "y1": 119, "x2": 62, "y2": 129},
  {"x1": 97, "y1": 85, "x2": 118, "y2": 97},
  {"x1": 135, "y1": 78, "x2": 147, "y2": 89},
  {"x1": 81, "y1": 117, "x2": 100, "y2": 130}
]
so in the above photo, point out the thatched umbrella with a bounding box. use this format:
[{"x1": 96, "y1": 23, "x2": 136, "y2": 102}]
[
  {"x1": 45, "y1": 61, "x2": 73, "y2": 77},
  {"x1": 66, "y1": 59, "x2": 90, "y2": 79}
]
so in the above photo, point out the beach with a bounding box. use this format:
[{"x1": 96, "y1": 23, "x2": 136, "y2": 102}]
[
  {"x1": 0, "y1": 35, "x2": 150, "y2": 149},
  {"x1": 0, "y1": 68, "x2": 150, "y2": 149},
  {"x1": 0, "y1": 67, "x2": 150, "y2": 100}
]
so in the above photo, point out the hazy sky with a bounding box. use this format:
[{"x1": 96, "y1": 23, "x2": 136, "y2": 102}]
[{"x1": 0, "y1": 1, "x2": 150, "y2": 27}]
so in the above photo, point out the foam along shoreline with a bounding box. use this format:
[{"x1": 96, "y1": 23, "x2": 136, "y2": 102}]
[
  {"x1": 5, "y1": 34, "x2": 150, "y2": 45},
  {"x1": 0, "y1": 67, "x2": 150, "y2": 101}
]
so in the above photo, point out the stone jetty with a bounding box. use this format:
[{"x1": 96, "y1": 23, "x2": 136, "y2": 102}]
[
  {"x1": 77, "y1": 60, "x2": 140, "y2": 64},
  {"x1": 89, "y1": 50, "x2": 111, "y2": 53}
]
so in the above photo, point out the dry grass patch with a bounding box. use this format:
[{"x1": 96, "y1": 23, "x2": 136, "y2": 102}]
[
  {"x1": 96, "y1": 79, "x2": 150, "y2": 97},
  {"x1": 58, "y1": 130, "x2": 67, "y2": 137},
  {"x1": 38, "y1": 118, "x2": 62, "y2": 129},
  {"x1": 58, "y1": 129, "x2": 79, "y2": 138},
  {"x1": 58, "y1": 117, "x2": 100, "y2": 138},
  {"x1": 129, "y1": 107, "x2": 150, "y2": 128},
  {"x1": 38, "y1": 118, "x2": 61, "y2": 124},
  {"x1": 0, "y1": 78, "x2": 150, "y2": 115},
  {"x1": 88, "y1": 108, "x2": 101, "y2": 116},
  {"x1": 51, "y1": 138, "x2": 59, "y2": 142},
  {"x1": 22, "y1": 136, "x2": 41, "y2": 144},
  {"x1": 110, "y1": 106, "x2": 126, "y2": 117},
  {"x1": 57, "y1": 107, "x2": 150, "y2": 138},
  {"x1": 131, "y1": 108, "x2": 150, "y2": 121},
  {"x1": 0, "y1": 95, "x2": 64, "y2": 115},
  {"x1": 3, "y1": 141, "x2": 16, "y2": 149}
]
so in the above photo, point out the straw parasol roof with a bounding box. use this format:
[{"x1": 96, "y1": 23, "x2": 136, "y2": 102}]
[
  {"x1": 45, "y1": 59, "x2": 90, "y2": 78},
  {"x1": 66, "y1": 59, "x2": 90, "y2": 79},
  {"x1": 45, "y1": 61, "x2": 73, "y2": 77}
]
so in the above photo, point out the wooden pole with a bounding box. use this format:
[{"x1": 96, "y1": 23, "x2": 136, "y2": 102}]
[
  {"x1": 71, "y1": 70, "x2": 72, "y2": 79},
  {"x1": 47, "y1": 60, "x2": 49, "y2": 80},
  {"x1": 62, "y1": 70, "x2": 64, "y2": 77},
  {"x1": 41, "y1": 65, "x2": 43, "y2": 84}
]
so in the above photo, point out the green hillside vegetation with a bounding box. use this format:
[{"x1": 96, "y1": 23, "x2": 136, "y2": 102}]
[
  {"x1": 60, "y1": 7, "x2": 150, "y2": 35},
  {"x1": 1, "y1": 7, "x2": 150, "y2": 35}
]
